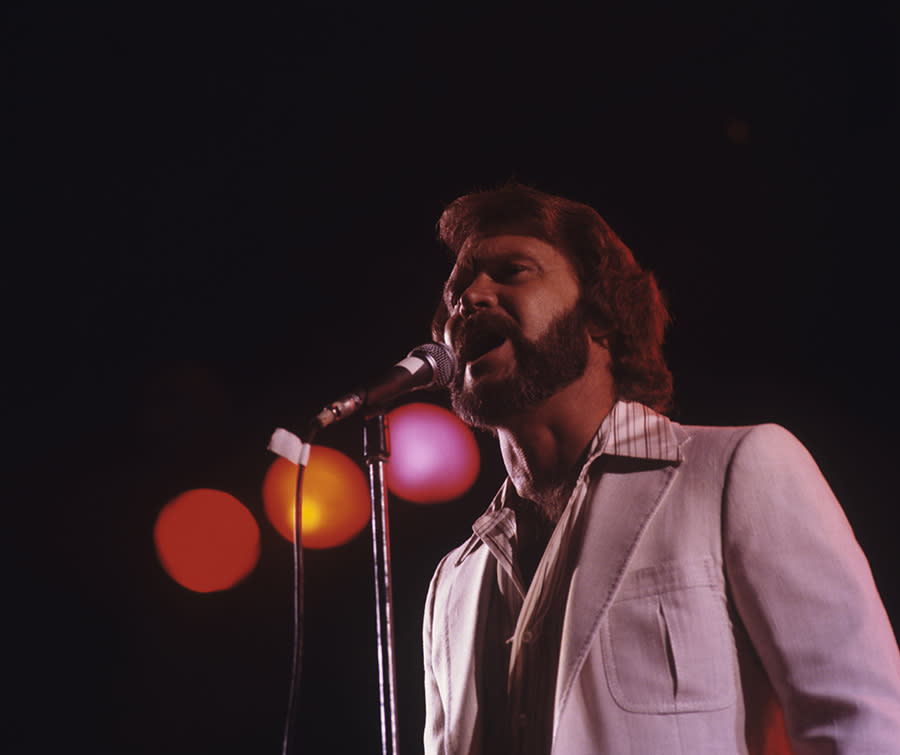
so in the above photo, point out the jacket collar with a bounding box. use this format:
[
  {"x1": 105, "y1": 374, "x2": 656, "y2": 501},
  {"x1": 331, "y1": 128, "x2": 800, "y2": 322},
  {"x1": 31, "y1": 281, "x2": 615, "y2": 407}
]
[{"x1": 456, "y1": 401, "x2": 684, "y2": 567}]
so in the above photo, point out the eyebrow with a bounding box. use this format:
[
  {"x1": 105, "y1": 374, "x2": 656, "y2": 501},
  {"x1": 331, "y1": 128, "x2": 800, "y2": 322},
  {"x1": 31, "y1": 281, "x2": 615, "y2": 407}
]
[{"x1": 442, "y1": 247, "x2": 545, "y2": 305}]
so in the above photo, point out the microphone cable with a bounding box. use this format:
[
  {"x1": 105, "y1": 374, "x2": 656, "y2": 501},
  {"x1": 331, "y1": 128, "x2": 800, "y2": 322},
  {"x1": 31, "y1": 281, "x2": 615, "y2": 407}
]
[{"x1": 280, "y1": 420, "x2": 320, "y2": 755}]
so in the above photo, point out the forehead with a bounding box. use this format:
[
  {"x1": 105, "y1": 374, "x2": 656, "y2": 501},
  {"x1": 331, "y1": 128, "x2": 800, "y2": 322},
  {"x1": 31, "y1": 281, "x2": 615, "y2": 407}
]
[{"x1": 451, "y1": 233, "x2": 572, "y2": 272}]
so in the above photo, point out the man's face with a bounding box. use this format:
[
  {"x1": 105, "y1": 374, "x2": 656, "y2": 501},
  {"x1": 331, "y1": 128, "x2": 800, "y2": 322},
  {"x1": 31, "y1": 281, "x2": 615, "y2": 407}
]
[{"x1": 441, "y1": 234, "x2": 590, "y2": 428}]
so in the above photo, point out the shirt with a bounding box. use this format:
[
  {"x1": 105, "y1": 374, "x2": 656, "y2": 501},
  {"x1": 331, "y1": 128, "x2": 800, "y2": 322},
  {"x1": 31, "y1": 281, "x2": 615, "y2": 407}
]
[{"x1": 465, "y1": 400, "x2": 683, "y2": 753}]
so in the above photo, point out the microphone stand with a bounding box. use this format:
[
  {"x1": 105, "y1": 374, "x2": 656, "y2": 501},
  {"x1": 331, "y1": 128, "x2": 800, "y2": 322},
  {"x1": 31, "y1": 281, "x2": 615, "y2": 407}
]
[{"x1": 363, "y1": 413, "x2": 400, "y2": 755}]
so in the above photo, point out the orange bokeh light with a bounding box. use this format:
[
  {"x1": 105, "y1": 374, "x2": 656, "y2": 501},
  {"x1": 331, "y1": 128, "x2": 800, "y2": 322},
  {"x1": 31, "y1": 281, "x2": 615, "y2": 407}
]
[
  {"x1": 262, "y1": 446, "x2": 371, "y2": 549},
  {"x1": 385, "y1": 403, "x2": 480, "y2": 503},
  {"x1": 154, "y1": 489, "x2": 260, "y2": 593}
]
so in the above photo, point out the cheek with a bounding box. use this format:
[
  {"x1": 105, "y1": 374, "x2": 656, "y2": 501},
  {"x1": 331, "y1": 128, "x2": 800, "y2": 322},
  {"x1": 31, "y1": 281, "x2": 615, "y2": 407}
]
[{"x1": 523, "y1": 298, "x2": 567, "y2": 330}]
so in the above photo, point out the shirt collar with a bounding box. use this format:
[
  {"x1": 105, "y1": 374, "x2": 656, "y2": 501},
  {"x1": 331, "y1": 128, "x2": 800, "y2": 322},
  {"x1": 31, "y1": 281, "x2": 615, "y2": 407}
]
[
  {"x1": 457, "y1": 401, "x2": 682, "y2": 566},
  {"x1": 591, "y1": 399, "x2": 682, "y2": 463},
  {"x1": 456, "y1": 481, "x2": 514, "y2": 566}
]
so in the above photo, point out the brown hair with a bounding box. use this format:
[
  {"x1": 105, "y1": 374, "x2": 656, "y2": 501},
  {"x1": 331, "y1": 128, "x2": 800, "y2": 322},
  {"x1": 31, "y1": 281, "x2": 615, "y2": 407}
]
[{"x1": 432, "y1": 183, "x2": 673, "y2": 412}]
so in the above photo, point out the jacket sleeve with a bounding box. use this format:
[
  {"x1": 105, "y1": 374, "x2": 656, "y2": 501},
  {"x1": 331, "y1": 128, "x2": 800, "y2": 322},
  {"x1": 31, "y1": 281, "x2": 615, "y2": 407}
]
[{"x1": 723, "y1": 423, "x2": 900, "y2": 752}]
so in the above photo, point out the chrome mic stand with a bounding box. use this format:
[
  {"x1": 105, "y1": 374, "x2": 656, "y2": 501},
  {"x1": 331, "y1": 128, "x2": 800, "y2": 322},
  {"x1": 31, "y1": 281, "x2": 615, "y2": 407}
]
[{"x1": 363, "y1": 413, "x2": 399, "y2": 755}]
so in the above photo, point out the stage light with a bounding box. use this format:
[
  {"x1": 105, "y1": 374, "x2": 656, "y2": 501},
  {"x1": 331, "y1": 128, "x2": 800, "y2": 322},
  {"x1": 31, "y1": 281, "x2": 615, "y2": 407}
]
[
  {"x1": 385, "y1": 402, "x2": 479, "y2": 503},
  {"x1": 154, "y1": 489, "x2": 260, "y2": 593},
  {"x1": 262, "y1": 447, "x2": 370, "y2": 549}
]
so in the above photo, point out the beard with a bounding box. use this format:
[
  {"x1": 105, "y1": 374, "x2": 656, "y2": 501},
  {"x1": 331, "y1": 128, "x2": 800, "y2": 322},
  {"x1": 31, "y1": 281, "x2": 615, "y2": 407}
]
[{"x1": 449, "y1": 303, "x2": 590, "y2": 430}]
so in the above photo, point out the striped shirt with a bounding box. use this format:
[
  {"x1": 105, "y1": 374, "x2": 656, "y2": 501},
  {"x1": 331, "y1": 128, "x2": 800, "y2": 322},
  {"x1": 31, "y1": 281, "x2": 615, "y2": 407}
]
[{"x1": 466, "y1": 400, "x2": 682, "y2": 753}]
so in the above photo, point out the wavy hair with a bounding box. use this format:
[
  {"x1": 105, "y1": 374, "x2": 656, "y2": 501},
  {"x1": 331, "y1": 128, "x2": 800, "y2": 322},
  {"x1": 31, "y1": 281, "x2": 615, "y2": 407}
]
[{"x1": 431, "y1": 183, "x2": 673, "y2": 413}]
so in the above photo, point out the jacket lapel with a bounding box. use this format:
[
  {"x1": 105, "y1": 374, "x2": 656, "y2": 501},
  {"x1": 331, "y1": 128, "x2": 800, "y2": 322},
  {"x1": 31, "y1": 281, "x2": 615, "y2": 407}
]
[
  {"x1": 443, "y1": 541, "x2": 497, "y2": 755},
  {"x1": 553, "y1": 422, "x2": 689, "y2": 731}
]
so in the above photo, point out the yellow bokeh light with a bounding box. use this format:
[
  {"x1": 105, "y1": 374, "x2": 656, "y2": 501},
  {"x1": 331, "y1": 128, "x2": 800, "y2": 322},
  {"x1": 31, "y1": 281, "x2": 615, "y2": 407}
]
[{"x1": 262, "y1": 447, "x2": 370, "y2": 549}]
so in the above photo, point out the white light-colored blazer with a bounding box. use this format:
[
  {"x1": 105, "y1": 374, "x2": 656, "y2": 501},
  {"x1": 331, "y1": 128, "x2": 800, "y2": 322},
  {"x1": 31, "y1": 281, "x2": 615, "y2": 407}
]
[{"x1": 423, "y1": 418, "x2": 900, "y2": 754}]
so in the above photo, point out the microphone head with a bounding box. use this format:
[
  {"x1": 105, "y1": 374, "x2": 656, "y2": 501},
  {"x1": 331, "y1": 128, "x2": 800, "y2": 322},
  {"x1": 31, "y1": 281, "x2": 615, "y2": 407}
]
[{"x1": 408, "y1": 342, "x2": 458, "y2": 388}]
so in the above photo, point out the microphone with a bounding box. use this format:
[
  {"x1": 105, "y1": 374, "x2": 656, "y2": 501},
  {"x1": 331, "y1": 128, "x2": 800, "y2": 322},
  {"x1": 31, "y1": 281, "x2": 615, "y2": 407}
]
[{"x1": 313, "y1": 342, "x2": 457, "y2": 429}]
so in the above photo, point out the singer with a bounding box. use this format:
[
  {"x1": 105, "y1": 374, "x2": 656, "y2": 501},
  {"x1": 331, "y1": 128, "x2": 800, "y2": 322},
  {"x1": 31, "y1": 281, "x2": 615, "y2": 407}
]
[{"x1": 421, "y1": 184, "x2": 900, "y2": 753}]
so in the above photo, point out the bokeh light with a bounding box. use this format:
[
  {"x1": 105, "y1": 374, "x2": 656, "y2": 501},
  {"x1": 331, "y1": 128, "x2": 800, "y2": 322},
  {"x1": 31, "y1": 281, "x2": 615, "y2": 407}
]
[
  {"x1": 262, "y1": 446, "x2": 370, "y2": 549},
  {"x1": 385, "y1": 402, "x2": 480, "y2": 503},
  {"x1": 154, "y1": 489, "x2": 260, "y2": 593}
]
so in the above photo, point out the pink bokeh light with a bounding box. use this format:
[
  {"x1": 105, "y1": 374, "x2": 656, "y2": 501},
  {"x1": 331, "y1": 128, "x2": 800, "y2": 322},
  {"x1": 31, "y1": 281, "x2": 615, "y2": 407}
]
[{"x1": 385, "y1": 403, "x2": 480, "y2": 503}]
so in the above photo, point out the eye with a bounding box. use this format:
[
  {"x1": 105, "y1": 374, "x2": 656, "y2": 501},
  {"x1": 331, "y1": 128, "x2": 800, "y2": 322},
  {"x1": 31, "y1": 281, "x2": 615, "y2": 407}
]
[{"x1": 495, "y1": 261, "x2": 531, "y2": 282}]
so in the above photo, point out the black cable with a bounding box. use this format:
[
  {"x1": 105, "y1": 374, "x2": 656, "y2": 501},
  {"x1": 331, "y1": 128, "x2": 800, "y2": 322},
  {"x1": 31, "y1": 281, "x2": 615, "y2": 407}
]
[{"x1": 281, "y1": 422, "x2": 319, "y2": 755}]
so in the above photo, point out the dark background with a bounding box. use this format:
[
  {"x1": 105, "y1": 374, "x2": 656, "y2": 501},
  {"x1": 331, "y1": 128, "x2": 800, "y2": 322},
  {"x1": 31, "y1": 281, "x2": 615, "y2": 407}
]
[{"x1": 7, "y1": 2, "x2": 898, "y2": 753}]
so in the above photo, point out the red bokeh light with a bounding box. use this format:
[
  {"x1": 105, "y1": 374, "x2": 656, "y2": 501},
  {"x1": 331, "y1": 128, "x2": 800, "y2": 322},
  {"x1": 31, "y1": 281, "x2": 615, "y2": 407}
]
[
  {"x1": 385, "y1": 402, "x2": 480, "y2": 503},
  {"x1": 262, "y1": 446, "x2": 370, "y2": 549},
  {"x1": 154, "y1": 489, "x2": 260, "y2": 593}
]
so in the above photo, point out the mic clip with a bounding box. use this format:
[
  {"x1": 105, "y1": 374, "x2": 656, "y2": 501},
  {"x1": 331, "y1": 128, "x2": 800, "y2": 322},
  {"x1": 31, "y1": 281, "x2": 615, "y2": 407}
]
[{"x1": 314, "y1": 392, "x2": 364, "y2": 429}]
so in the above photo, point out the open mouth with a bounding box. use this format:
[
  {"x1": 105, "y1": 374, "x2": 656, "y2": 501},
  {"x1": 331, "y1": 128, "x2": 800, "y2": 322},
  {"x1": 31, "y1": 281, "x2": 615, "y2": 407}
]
[{"x1": 459, "y1": 329, "x2": 507, "y2": 365}]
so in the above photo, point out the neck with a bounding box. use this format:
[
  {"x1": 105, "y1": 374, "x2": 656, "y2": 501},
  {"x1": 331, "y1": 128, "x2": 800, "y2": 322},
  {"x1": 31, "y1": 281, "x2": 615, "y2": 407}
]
[{"x1": 496, "y1": 347, "x2": 615, "y2": 524}]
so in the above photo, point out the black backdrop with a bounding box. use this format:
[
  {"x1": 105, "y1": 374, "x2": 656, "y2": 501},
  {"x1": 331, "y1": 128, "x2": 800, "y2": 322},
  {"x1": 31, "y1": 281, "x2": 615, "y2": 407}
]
[{"x1": 7, "y1": 3, "x2": 898, "y2": 753}]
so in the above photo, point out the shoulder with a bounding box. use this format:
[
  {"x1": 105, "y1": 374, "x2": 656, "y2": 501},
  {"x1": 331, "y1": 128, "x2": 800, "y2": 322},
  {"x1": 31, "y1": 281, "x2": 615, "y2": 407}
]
[
  {"x1": 425, "y1": 536, "x2": 483, "y2": 606},
  {"x1": 677, "y1": 419, "x2": 793, "y2": 443},
  {"x1": 664, "y1": 421, "x2": 825, "y2": 499},
  {"x1": 705, "y1": 423, "x2": 842, "y2": 530},
  {"x1": 676, "y1": 421, "x2": 811, "y2": 466}
]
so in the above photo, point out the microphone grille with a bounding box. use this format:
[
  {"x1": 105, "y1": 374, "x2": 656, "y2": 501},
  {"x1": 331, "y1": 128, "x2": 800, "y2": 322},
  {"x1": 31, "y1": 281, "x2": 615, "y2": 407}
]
[{"x1": 409, "y1": 342, "x2": 458, "y2": 388}]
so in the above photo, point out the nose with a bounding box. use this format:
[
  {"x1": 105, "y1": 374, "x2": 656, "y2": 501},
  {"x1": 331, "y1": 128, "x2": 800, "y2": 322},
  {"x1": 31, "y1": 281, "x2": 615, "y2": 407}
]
[{"x1": 458, "y1": 272, "x2": 498, "y2": 315}]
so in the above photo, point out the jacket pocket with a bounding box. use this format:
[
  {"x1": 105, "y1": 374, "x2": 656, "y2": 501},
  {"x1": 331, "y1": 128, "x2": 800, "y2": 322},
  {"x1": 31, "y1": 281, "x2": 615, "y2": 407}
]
[{"x1": 600, "y1": 558, "x2": 737, "y2": 713}]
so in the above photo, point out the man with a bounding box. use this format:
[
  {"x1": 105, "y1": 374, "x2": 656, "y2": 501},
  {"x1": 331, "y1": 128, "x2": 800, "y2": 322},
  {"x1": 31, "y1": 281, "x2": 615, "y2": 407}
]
[{"x1": 422, "y1": 183, "x2": 900, "y2": 753}]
